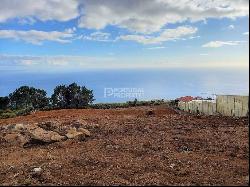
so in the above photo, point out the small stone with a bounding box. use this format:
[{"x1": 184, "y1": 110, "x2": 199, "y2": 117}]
[
  {"x1": 146, "y1": 110, "x2": 155, "y2": 116},
  {"x1": 33, "y1": 167, "x2": 42, "y2": 173},
  {"x1": 169, "y1": 163, "x2": 175, "y2": 168}
]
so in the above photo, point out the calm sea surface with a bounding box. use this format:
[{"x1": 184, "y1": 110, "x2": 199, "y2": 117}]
[{"x1": 0, "y1": 68, "x2": 248, "y2": 103}]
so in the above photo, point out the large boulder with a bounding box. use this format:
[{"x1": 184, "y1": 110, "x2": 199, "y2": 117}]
[{"x1": 27, "y1": 127, "x2": 66, "y2": 143}]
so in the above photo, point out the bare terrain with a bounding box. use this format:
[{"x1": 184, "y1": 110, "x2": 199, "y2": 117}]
[{"x1": 0, "y1": 105, "x2": 249, "y2": 186}]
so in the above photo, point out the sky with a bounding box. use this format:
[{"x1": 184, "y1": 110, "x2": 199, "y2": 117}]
[{"x1": 0, "y1": 0, "x2": 249, "y2": 71}]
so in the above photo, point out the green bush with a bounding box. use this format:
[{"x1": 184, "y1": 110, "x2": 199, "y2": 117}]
[{"x1": 0, "y1": 111, "x2": 16, "y2": 119}]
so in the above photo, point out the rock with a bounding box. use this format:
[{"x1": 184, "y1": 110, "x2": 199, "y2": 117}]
[
  {"x1": 66, "y1": 128, "x2": 85, "y2": 140},
  {"x1": 32, "y1": 167, "x2": 42, "y2": 173},
  {"x1": 6, "y1": 124, "x2": 16, "y2": 130},
  {"x1": 78, "y1": 128, "x2": 91, "y2": 137},
  {"x1": 169, "y1": 163, "x2": 175, "y2": 168},
  {"x1": 14, "y1": 124, "x2": 26, "y2": 131},
  {"x1": 91, "y1": 123, "x2": 100, "y2": 128},
  {"x1": 146, "y1": 110, "x2": 155, "y2": 116},
  {"x1": 71, "y1": 119, "x2": 87, "y2": 129},
  {"x1": 38, "y1": 121, "x2": 58, "y2": 131},
  {"x1": 3, "y1": 133, "x2": 30, "y2": 147},
  {"x1": 28, "y1": 127, "x2": 66, "y2": 143}
]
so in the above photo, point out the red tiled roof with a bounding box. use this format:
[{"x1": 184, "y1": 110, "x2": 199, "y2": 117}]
[{"x1": 176, "y1": 96, "x2": 194, "y2": 102}]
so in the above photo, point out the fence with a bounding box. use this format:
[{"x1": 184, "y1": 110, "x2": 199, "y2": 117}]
[
  {"x1": 178, "y1": 95, "x2": 249, "y2": 117},
  {"x1": 216, "y1": 95, "x2": 249, "y2": 117},
  {"x1": 178, "y1": 100, "x2": 216, "y2": 115}
]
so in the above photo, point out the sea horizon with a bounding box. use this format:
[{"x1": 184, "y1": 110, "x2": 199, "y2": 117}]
[{"x1": 1, "y1": 67, "x2": 248, "y2": 103}]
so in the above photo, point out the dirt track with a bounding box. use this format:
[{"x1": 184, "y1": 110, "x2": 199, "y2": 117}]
[{"x1": 0, "y1": 106, "x2": 249, "y2": 186}]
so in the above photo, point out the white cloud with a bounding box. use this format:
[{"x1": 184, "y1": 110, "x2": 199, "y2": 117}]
[
  {"x1": 147, "y1": 46, "x2": 166, "y2": 50},
  {"x1": 202, "y1": 40, "x2": 247, "y2": 48},
  {"x1": 0, "y1": 54, "x2": 248, "y2": 70},
  {"x1": 0, "y1": 0, "x2": 248, "y2": 34},
  {"x1": 0, "y1": 0, "x2": 79, "y2": 22},
  {"x1": 200, "y1": 53, "x2": 209, "y2": 56},
  {"x1": 78, "y1": 0, "x2": 249, "y2": 33},
  {"x1": 228, "y1": 24, "x2": 235, "y2": 30},
  {"x1": 79, "y1": 31, "x2": 113, "y2": 42},
  {"x1": 0, "y1": 55, "x2": 116, "y2": 69},
  {"x1": 119, "y1": 26, "x2": 197, "y2": 44},
  {"x1": 243, "y1": 32, "x2": 249, "y2": 35},
  {"x1": 0, "y1": 29, "x2": 75, "y2": 45}
]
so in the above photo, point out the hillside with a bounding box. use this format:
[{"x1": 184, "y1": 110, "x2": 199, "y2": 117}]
[{"x1": 0, "y1": 106, "x2": 248, "y2": 186}]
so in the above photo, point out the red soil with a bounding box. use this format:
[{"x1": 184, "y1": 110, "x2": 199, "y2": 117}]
[{"x1": 0, "y1": 106, "x2": 248, "y2": 186}]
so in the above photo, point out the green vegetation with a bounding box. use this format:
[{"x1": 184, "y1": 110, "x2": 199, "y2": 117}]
[
  {"x1": 90, "y1": 99, "x2": 169, "y2": 109},
  {"x1": 0, "y1": 83, "x2": 94, "y2": 119},
  {"x1": 51, "y1": 83, "x2": 94, "y2": 109},
  {"x1": 9, "y1": 86, "x2": 49, "y2": 110},
  {"x1": 0, "y1": 83, "x2": 171, "y2": 119}
]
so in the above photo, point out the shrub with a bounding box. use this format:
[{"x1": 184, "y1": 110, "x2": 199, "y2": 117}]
[
  {"x1": 0, "y1": 111, "x2": 16, "y2": 119},
  {"x1": 9, "y1": 86, "x2": 49, "y2": 110},
  {"x1": 0, "y1": 96, "x2": 9, "y2": 110}
]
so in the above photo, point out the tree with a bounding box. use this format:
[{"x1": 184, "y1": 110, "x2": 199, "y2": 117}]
[
  {"x1": 9, "y1": 86, "x2": 49, "y2": 110},
  {"x1": 50, "y1": 85, "x2": 67, "y2": 109},
  {"x1": 51, "y1": 83, "x2": 94, "y2": 109},
  {"x1": 0, "y1": 96, "x2": 9, "y2": 110}
]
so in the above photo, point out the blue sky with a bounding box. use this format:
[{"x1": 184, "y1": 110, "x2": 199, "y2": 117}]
[{"x1": 0, "y1": 0, "x2": 249, "y2": 71}]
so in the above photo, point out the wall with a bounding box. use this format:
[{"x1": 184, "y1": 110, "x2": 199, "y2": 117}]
[
  {"x1": 178, "y1": 95, "x2": 249, "y2": 117},
  {"x1": 178, "y1": 100, "x2": 216, "y2": 115},
  {"x1": 216, "y1": 95, "x2": 249, "y2": 117}
]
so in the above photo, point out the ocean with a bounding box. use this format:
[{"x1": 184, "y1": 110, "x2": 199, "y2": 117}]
[{"x1": 0, "y1": 68, "x2": 249, "y2": 103}]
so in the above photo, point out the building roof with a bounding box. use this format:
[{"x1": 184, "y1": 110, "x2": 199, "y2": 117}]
[{"x1": 176, "y1": 96, "x2": 194, "y2": 102}]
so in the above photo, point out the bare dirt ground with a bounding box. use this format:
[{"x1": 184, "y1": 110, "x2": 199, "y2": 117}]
[{"x1": 0, "y1": 105, "x2": 249, "y2": 186}]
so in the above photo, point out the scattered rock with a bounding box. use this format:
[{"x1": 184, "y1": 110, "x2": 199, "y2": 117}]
[
  {"x1": 66, "y1": 128, "x2": 85, "y2": 140},
  {"x1": 28, "y1": 127, "x2": 66, "y2": 143},
  {"x1": 3, "y1": 133, "x2": 29, "y2": 147},
  {"x1": 14, "y1": 124, "x2": 26, "y2": 131},
  {"x1": 1, "y1": 120, "x2": 92, "y2": 147},
  {"x1": 78, "y1": 128, "x2": 91, "y2": 137},
  {"x1": 38, "y1": 121, "x2": 58, "y2": 131},
  {"x1": 71, "y1": 119, "x2": 87, "y2": 129}
]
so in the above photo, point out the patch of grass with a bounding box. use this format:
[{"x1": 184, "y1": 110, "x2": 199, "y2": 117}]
[
  {"x1": 0, "y1": 107, "x2": 32, "y2": 119},
  {"x1": 90, "y1": 99, "x2": 170, "y2": 109},
  {"x1": 0, "y1": 111, "x2": 17, "y2": 119}
]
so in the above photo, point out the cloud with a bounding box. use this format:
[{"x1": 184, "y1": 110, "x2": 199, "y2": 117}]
[
  {"x1": 78, "y1": 31, "x2": 113, "y2": 42},
  {"x1": 0, "y1": 0, "x2": 79, "y2": 22},
  {"x1": 0, "y1": 54, "x2": 248, "y2": 71},
  {"x1": 228, "y1": 24, "x2": 235, "y2": 30},
  {"x1": 200, "y1": 53, "x2": 209, "y2": 56},
  {"x1": 0, "y1": 55, "x2": 116, "y2": 69},
  {"x1": 202, "y1": 40, "x2": 247, "y2": 48},
  {"x1": 147, "y1": 46, "x2": 166, "y2": 50},
  {"x1": 243, "y1": 32, "x2": 249, "y2": 35},
  {"x1": 0, "y1": 29, "x2": 75, "y2": 45},
  {"x1": 119, "y1": 26, "x2": 198, "y2": 44},
  {"x1": 0, "y1": 0, "x2": 248, "y2": 34},
  {"x1": 78, "y1": 0, "x2": 249, "y2": 33}
]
